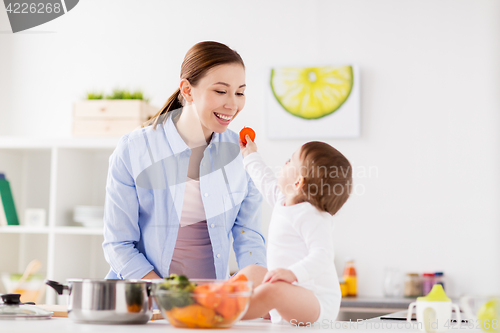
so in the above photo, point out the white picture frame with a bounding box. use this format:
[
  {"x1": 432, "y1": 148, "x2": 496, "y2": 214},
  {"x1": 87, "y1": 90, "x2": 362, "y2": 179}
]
[{"x1": 266, "y1": 65, "x2": 360, "y2": 139}]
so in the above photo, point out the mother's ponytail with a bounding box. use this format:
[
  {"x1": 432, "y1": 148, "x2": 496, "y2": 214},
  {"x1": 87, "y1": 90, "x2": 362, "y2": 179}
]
[
  {"x1": 142, "y1": 87, "x2": 183, "y2": 129},
  {"x1": 142, "y1": 41, "x2": 245, "y2": 130}
]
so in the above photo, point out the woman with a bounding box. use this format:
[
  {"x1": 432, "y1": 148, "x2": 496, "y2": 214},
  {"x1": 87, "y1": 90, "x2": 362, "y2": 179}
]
[{"x1": 102, "y1": 41, "x2": 267, "y2": 284}]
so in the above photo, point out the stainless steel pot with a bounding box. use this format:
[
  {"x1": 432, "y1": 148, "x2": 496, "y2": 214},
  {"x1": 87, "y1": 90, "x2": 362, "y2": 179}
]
[{"x1": 46, "y1": 279, "x2": 153, "y2": 324}]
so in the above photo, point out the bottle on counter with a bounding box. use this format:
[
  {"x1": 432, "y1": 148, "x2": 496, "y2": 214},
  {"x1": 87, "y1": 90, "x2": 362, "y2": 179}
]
[
  {"x1": 434, "y1": 272, "x2": 445, "y2": 291},
  {"x1": 403, "y1": 273, "x2": 422, "y2": 297},
  {"x1": 422, "y1": 272, "x2": 435, "y2": 295},
  {"x1": 339, "y1": 278, "x2": 348, "y2": 297},
  {"x1": 343, "y1": 259, "x2": 357, "y2": 296}
]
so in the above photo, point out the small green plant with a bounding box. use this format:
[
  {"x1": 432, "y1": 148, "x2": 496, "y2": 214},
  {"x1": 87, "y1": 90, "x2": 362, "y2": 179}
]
[
  {"x1": 105, "y1": 89, "x2": 148, "y2": 101},
  {"x1": 85, "y1": 89, "x2": 149, "y2": 102},
  {"x1": 86, "y1": 91, "x2": 104, "y2": 100}
]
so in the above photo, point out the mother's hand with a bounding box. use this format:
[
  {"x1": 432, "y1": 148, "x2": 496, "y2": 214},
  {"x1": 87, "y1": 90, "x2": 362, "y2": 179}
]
[{"x1": 142, "y1": 270, "x2": 161, "y2": 280}]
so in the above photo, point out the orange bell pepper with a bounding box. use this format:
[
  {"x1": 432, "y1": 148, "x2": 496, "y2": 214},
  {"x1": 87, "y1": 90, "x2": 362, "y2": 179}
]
[
  {"x1": 167, "y1": 304, "x2": 217, "y2": 328},
  {"x1": 189, "y1": 274, "x2": 251, "y2": 321}
]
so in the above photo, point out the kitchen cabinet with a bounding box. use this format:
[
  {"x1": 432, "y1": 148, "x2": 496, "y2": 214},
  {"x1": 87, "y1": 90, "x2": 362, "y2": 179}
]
[{"x1": 0, "y1": 137, "x2": 119, "y2": 304}]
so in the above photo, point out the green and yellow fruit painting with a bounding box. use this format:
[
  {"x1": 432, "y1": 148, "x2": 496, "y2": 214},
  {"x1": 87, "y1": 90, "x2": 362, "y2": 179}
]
[{"x1": 270, "y1": 66, "x2": 353, "y2": 120}]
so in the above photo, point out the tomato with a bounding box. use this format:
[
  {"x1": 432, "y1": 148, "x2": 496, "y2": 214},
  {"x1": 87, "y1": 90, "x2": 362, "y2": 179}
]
[{"x1": 239, "y1": 127, "x2": 255, "y2": 145}]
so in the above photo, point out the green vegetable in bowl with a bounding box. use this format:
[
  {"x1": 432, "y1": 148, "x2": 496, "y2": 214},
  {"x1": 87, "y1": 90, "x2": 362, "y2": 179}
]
[
  {"x1": 125, "y1": 283, "x2": 144, "y2": 310},
  {"x1": 157, "y1": 274, "x2": 197, "y2": 311}
]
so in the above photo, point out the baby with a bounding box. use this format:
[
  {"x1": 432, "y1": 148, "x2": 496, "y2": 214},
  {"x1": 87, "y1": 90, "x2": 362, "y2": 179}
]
[{"x1": 238, "y1": 135, "x2": 352, "y2": 325}]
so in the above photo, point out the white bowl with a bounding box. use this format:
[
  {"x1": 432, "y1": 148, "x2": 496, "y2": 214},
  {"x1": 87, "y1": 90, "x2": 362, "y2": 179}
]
[{"x1": 73, "y1": 206, "x2": 104, "y2": 228}]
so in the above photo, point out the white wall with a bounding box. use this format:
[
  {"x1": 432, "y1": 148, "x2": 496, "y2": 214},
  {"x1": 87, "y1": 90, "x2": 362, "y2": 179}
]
[{"x1": 1, "y1": 0, "x2": 499, "y2": 297}]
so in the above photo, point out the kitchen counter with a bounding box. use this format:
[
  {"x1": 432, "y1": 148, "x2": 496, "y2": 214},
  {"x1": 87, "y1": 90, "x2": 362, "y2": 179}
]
[
  {"x1": 341, "y1": 296, "x2": 415, "y2": 309},
  {"x1": 2, "y1": 312, "x2": 483, "y2": 333},
  {"x1": 337, "y1": 296, "x2": 415, "y2": 321},
  {"x1": 340, "y1": 296, "x2": 416, "y2": 314}
]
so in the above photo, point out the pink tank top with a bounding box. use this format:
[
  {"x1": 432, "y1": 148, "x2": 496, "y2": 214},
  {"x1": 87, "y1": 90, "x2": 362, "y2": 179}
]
[{"x1": 169, "y1": 178, "x2": 216, "y2": 279}]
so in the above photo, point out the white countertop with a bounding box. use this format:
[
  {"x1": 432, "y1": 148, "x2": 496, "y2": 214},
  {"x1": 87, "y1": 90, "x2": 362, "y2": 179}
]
[
  {"x1": 1, "y1": 312, "x2": 484, "y2": 333},
  {"x1": 341, "y1": 296, "x2": 416, "y2": 309}
]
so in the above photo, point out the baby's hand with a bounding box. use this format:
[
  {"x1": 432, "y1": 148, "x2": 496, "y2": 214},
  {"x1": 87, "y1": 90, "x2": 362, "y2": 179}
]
[
  {"x1": 262, "y1": 268, "x2": 297, "y2": 284},
  {"x1": 239, "y1": 135, "x2": 257, "y2": 158}
]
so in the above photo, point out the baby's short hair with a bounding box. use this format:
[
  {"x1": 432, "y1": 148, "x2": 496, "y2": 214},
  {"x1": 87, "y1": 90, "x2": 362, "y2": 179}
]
[{"x1": 298, "y1": 141, "x2": 352, "y2": 215}]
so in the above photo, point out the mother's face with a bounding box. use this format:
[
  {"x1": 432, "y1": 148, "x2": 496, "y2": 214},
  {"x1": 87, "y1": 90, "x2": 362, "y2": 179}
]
[{"x1": 189, "y1": 63, "x2": 246, "y2": 134}]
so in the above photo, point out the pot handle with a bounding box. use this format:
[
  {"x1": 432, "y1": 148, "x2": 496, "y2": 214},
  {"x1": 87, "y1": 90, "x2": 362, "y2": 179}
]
[{"x1": 45, "y1": 280, "x2": 69, "y2": 295}]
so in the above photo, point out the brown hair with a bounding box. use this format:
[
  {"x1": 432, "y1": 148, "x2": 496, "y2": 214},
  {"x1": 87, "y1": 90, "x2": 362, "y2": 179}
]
[
  {"x1": 297, "y1": 142, "x2": 353, "y2": 215},
  {"x1": 143, "y1": 41, "x2": 245, "y2": 129}
]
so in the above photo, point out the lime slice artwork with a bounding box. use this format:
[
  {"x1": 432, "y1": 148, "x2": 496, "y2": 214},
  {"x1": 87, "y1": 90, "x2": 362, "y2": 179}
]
[{"x1": 270, "y1": 66, "x2": 353, "y2": 120}]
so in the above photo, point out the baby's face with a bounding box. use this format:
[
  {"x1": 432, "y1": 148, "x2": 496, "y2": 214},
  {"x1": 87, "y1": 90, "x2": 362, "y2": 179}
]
[{"x1": 278, "y1": 147, "x2": 304, "y2": 197}]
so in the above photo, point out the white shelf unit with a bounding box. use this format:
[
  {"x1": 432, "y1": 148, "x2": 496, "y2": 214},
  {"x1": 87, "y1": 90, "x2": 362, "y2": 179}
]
[{"x1": 0, "y1": 137, "x2": 119, "y2": 304}]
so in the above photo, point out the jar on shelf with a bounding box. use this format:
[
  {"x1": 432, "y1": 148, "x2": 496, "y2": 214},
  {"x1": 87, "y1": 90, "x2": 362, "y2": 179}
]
[
  {"x1": 422, "y1": 272, "x2": 435, "y2": 295},
  {"x1": 404, "y1": 273, "x2": 422, "y2": 297},
  {"x1": 339, "y1": 279, "x2": 348, "y2": 297},
  {"x1": 343, "y1": 259, "x2": 357, "y2": 296},
  {"x1": 434, "y1": 272, "x2": 445, "y2": 291},
  {"x1": 383, "y1": 267, "x2": 403, "y2": 297}
]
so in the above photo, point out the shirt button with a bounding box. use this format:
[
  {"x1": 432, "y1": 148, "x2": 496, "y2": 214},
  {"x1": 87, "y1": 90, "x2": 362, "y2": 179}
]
[
  {"x1": 204, "y1": 193, "x2": 209, "y2": 197},
  {"x1": 216, "y1": 254, "x2": 220, "y2": 258},
  {"x1": 210, "y1": 224, "x2": 215, "y2": 228}
]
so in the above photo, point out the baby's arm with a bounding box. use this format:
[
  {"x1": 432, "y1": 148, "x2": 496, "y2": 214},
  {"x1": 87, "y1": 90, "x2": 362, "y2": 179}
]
[{"x1": 240, "y1": 137, "x2": 283, "y2": 207}]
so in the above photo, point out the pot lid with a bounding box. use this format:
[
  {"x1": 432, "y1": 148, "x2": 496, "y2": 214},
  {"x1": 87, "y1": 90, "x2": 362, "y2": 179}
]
[{"x1": 0, "y1": 294, "x2": 53, "y2": 320}]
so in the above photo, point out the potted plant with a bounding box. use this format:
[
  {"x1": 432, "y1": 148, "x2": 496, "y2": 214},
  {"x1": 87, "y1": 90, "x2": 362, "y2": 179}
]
[{"x1": 72, "y1": 89, "x2": 158, "y2": 137}]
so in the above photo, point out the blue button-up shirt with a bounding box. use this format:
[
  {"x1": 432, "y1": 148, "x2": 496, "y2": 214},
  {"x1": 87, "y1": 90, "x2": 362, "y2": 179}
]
[{"x1": 102, "y1": 109, "x2": 266, "y2": 279}]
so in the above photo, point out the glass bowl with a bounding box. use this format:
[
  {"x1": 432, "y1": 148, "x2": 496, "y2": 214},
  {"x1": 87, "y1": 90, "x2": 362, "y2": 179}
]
[
  {"x1": 1, "y1": 273, "x2": 45, "y2": 303},
  {"x1": 151, "y1": 278, "x2": 252, "y2": 329}
]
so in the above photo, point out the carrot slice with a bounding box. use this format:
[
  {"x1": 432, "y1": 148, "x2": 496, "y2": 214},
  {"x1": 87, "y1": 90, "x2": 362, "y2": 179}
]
[
  {"x1": 215, "y1": 294, "x2": 238, "y2": 319},
  {"x1": 228, "y1": 273, "x2": 248, "y2": 283},
  {"x1": 234, "y1": 282, "x2": 250, "y2": 312},
  {"x1": 193, "y1": 284, "x2": 221, "y2": 309},
  {"x1": 225, "y1": 274, "x2": 249, "y2": 313},
  {"x1": 191, "y1": 274, "x2": 250, "y2": 320}
]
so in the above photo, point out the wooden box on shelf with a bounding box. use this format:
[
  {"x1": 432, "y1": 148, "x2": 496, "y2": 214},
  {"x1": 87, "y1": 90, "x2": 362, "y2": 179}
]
[{"x1": 72, "y1": 100, "x2": 158, "y2": 137}]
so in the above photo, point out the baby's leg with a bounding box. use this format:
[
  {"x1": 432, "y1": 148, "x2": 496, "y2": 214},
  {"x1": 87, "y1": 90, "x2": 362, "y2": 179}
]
[
  {"x1": 234, "y1": 264, "x2": 267, "y2": 289},
  {"x1": 242, "y1": 281, "x2": 320, "y2": 324}
]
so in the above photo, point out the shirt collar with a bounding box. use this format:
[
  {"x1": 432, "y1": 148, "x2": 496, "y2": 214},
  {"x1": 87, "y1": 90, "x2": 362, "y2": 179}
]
[{"x1": 163, "y1": 109, "x2": 220, "y2": 155}]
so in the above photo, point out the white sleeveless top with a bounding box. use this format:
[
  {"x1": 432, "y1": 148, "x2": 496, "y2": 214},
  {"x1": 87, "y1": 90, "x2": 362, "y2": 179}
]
[
  {"x1": 179, "y1": 178, "x2": 206, "y2": 227},
  {"x1": 169, "y1": 177, "x2": 216, "y2": 279}
]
